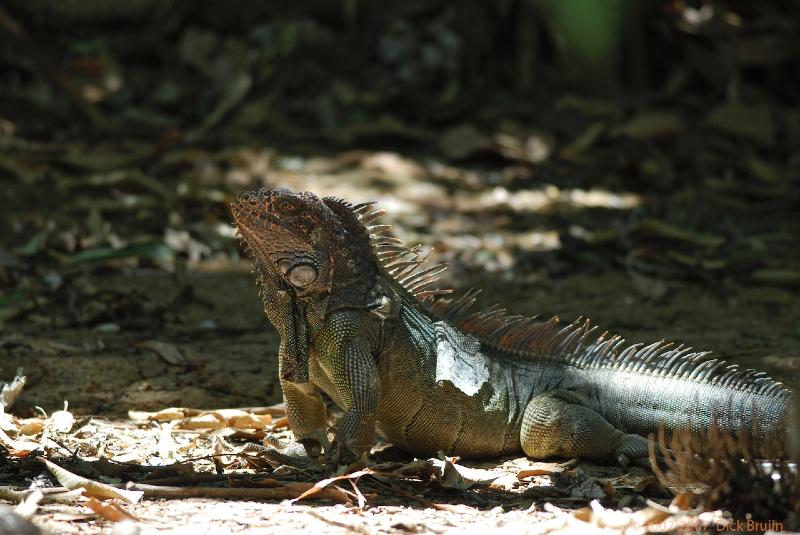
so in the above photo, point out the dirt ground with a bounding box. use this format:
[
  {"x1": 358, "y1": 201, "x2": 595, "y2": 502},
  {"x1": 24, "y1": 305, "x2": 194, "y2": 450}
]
[
  {"x1": 7, "y1": 266, "x2": 800, "y2": 418},
  {"x1": 4, "y1": 269, "x2": 799, "y2": 534}
]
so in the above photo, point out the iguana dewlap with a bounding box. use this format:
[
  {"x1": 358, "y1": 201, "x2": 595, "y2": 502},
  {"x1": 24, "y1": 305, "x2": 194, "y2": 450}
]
[{"x1": 231, "y1": 187, "x2": 791, "y2": 466}]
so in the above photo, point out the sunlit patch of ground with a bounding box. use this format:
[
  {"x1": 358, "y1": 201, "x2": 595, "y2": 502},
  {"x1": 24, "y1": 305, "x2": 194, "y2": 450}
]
[{"x1": 1, "y1": 392, "x2": 730, "y2": 535}]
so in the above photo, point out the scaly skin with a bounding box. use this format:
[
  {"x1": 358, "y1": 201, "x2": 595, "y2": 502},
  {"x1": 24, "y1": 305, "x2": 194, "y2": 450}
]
[{"x1": 231, "y1": 188, "x2": 791, "y2": 466}]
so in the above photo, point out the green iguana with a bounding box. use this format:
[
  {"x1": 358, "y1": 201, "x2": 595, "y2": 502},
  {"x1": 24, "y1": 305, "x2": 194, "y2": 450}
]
[{"x1": 231, "y1": 187, "x2": 791, "y2": 467}]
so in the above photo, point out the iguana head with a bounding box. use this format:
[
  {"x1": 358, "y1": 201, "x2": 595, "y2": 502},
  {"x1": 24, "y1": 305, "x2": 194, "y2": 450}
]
[
  {"x1": 232, "y1": 187, "x2": 382, "y2": 383},
  {"x1": 231, "y1": 187, "x2": 377, "y2": 303}
]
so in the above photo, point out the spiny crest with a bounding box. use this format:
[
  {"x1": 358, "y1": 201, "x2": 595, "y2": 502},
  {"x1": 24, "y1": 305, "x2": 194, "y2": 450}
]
[
  {"x1": 321, "y1": 196, "x2": 375, "y2": 262},
  {"x1": 430, "y1": 291, "x2": 789, "y2": 399},
  {"x1": 342, "y1": 199, "x2": 453, "y2": 301},
  {"x1": 329, "y1": 195, "x2": 788, "y2": 400}
]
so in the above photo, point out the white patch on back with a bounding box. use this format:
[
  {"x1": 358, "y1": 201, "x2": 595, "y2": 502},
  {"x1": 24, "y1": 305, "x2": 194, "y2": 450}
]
[{"x1": 434, "y1": 321, "x2": 491, "y2": 396}]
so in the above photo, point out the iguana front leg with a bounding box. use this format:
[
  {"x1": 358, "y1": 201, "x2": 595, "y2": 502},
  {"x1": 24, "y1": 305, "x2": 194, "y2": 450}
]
[
  {"x1": 266, "y1": 287, "x2": 328, "y2": 457},
  {"x1": 315, "y1": 312, "x2": 381, "y2": 464},
  {"x1": 520, "y1": 390, "x2": 652, "y2": 468},
  {"x1": 281, "y1": 379, "x2": 328, "y2": 458}
]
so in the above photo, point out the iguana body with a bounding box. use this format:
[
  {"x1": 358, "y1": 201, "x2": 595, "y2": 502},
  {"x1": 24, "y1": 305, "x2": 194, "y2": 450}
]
[{"x1": 231, "y1": 188, "x2": 791, "y2": 466}]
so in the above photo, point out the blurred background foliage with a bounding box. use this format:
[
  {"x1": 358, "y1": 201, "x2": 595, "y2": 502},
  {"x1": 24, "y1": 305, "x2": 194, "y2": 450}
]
[{"x1": 2, "y1": 0, "x2": 798, "y2": 140}]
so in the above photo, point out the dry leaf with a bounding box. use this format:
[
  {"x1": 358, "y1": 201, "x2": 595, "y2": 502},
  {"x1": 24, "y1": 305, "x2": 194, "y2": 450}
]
[
  {"x1": 283, "y1": 482, "x2": 352, "y2": 504},
  {"x1": 671, "y1": 492, "x2": 692, "y2": 510},
  {"x1": 178, "y1": 413, "x2": 225, "y2": 429},
  {"x1": 84, "y1": 497, "x2": 137, "y2": 522},
  {"x1": 271, "y1": 417, "x2": 289, "y2": 429},
  {"x1": 0, "y1": 428, "x2": 42, "y2": 454},
  {"x1": 135, "y1": 340, "x2": 187, "y2": 365},
  {"x1": 227, "y1": 411, "x2": 271, "y2": 429},
  {"x1": 487, "y1": 474, "x2": 521, "y2": 491},
  {"x1": 14, "y1": 489, "x2": 43, "y2": 519},
  {"x1": 433, "y1": 458, "x2": 500, "y2": 490},
  {"x1": 631, "y1": 506, "x2": 672, "y2": 527},
  {"x1": 178, "y1": 409, "x2": 270, "y2": 430},
  {"x1": 50, "y1": 408, "x2": 75, "y2": 434},
  {"x1": 157, "y1": 422, "x2": 178, "y2": 460},
  {"x1": 246, "y1": 404, "x2": 287, "y2": 417},
  {"x1": 19, "y1": 420, "x2": 44, "y2": 436},
  {"x1": 129, "y1": 408, "x2": 186, "y2": 421},
  {"x1": 0, "y1": 412, "x2": 19, "y2": 433},
  {"x1": 0, "y1": 370, "x2": 26, "y2": 410},
  {"x1": 588, "y1": 499, "x2": 635, "y2": 529},
  {"x1": 288, "y1": 469, "x2": 372, "y2": 504},
  {"x1": 571, "y1": 506, "x2": 592, "y2": 522},
  {"x1": 517, "y1": 469, "x2": 552, "y2": 478}
]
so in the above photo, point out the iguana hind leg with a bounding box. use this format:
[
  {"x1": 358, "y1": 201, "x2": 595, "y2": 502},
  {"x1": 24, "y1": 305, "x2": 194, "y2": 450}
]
[{"x1": 520, "y1": 390, "x2": 652, "y2": 468}]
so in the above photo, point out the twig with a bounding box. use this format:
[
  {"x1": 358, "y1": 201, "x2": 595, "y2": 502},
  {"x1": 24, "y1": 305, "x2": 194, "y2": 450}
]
[
  {"x1": 141, "y1": 472, "x2": 279, "y2": 486},
  {"x1": 38, "y1": 457, "x2": 143, "y2": 504},
  {"x1": 126, "y1": 482, "x2": 351, "y2": 504},
  {"x1": 365, "y1": 476, "x2": 461, "y2": 512},
  {"x1": 13, "y1": 490, "x2": 42, "y2": 519},
  {"x1": 644, "y1": 498, "x2": 704, "y2": 516},
  {"x1": 0, "y1": 486, "x2": 85, "y2": 504}
]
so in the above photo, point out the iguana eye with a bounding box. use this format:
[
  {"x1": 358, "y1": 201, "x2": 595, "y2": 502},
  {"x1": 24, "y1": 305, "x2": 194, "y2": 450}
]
[
  {"x1": 287, "y1": 264, "x2": 317, "y2": 287},
  {"x1": 277, "y1": 200, "x2": 295, "y2": 212}
]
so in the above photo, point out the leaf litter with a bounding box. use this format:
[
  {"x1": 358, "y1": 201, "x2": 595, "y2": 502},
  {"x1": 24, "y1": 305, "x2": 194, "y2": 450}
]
[{"x1": 0, "y1": 371, "x2": 762, "y2": 534}]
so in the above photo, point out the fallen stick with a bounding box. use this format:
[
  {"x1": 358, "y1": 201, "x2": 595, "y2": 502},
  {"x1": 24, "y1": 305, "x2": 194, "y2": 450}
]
[{"x1": 125, "y1": 482, "x2": 351, "y2": 504}]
